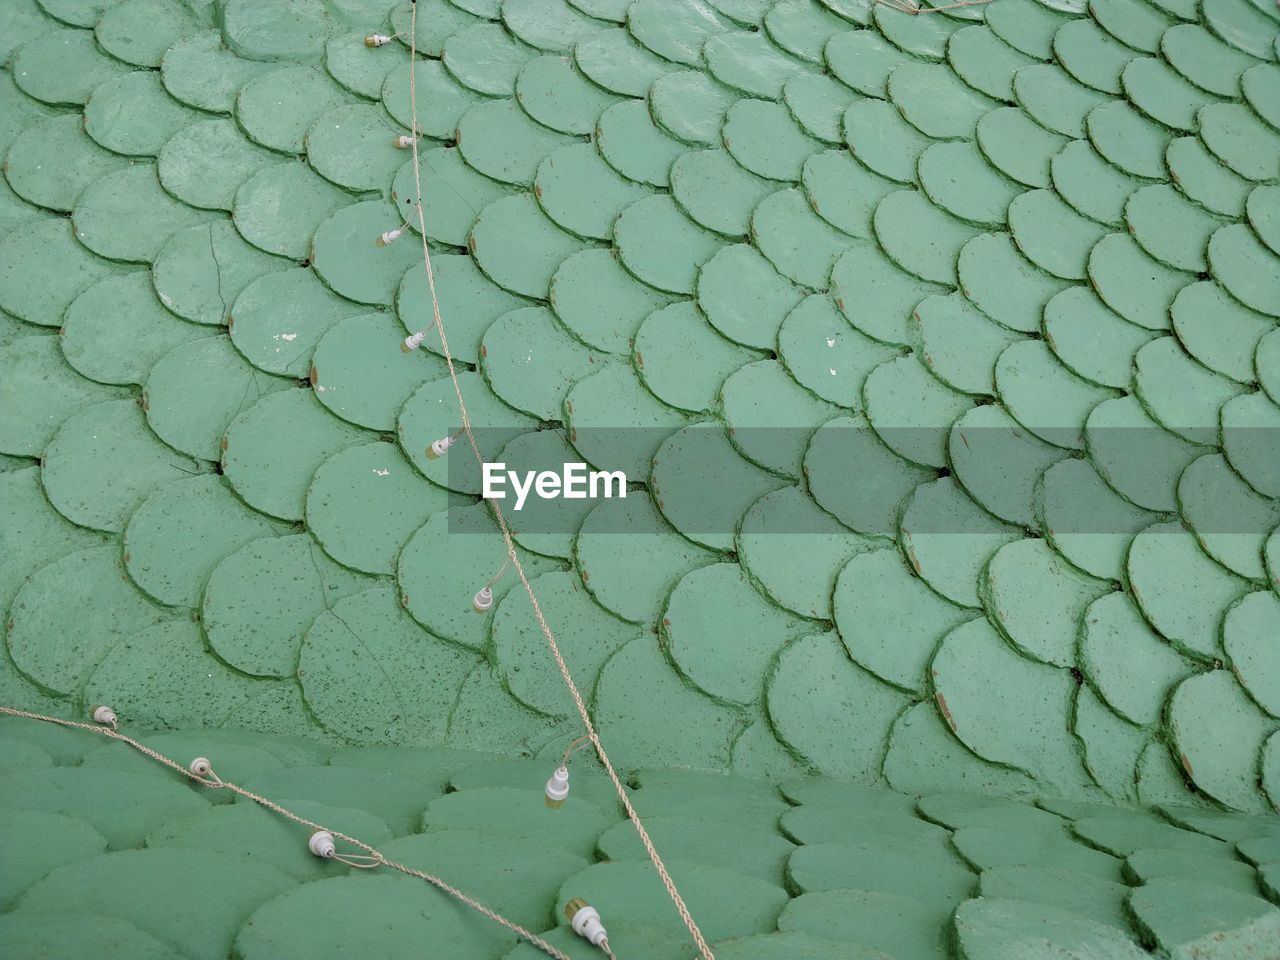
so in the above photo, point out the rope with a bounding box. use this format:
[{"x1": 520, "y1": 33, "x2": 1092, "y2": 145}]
[
  {"x1": 0, "y1": 705, "x2": 573, "y2": 960},
  {"x1": 874, "y1": 0, "x2": 993, "y2": 12},
  {"x1": 403, "y1": 3, "x2": 715, "y2": 957}
]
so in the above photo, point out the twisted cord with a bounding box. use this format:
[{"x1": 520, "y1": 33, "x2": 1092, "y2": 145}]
[
  {"x1": 0, "y1": 705, "x2": 572, "y2": 960},
  {"x1": 403, "y1": 2, "x2": 714, "y2": 956},
  {"x1": 875, "y1": 0, "x2": 993, "y2": 12}
]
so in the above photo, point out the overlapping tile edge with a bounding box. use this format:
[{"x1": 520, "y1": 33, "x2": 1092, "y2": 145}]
[{"x1": 0, "y1": 0, "x2": 1279, "y2": 944}]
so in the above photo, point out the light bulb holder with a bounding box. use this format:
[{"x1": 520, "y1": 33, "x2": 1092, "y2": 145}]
[
  {"x1": 394, "y1": 135, "x2": 418, "y2": 149},
  {"x1": 565, "y1": 899, "x2": 608, "y2": 947},
  {"x1": 401, "y1": 331, "x2": 427, "y2": 353},
  {"x1": 375, "y1": 227, "x2": 404, "y2": 247},
  {"x1": 365, "y1": 34, "x2": 392, "y2": 46},
  {"x1": 472, "y1": 586, "x2": 493, "y2": 614},
  {"x1": 426, "y1": 435, "x2": 457, "y2": 459},
  {"x1": 309, "y1": 830, "x2": 337, "y2": 860},
  {"x1": 91, "y1": 705, "x2": 117, "y2": 726},
  {"x1": 189, "y1": 756, "x2": 212, "y2": 777},
  {"x1": 544, "y1": 765, "x2": 570, "y2": 808}
]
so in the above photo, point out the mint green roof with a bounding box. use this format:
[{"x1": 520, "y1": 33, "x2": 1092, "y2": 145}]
[{"x1": 1, "y1": 0, "x2": 1280, "y2": 954}]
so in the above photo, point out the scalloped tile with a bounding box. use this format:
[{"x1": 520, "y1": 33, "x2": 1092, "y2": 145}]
[
  {"x1": 73, "y1": 163, "x2": 220, "y2": 265},
  {"x1": 697, "y1": 243, "x2": 802, "y2": 350},
  {"x1": 1012, "y1": 62, "x2": 1106, "y2": 138},
  {"x1": 663, "y1": 561, "x2": 806, "y2": 705},
  {"x1": 1161, "y1": 22, "x2": 1256, "y2": 98},
  {"x1": 766, "y1": 631, "x2": 909, "y2": 780},
  {"x1": 804, "y1": 413, "x2": 933, "y2": 536},
  {"x1": 996, "y1": 338, "x2": 1117, "y2": 450},
  {"x1": 1122, "y1": 56, "x2": 1213, "y2": 133},
  {"x1": 229, "y1": 266, "x2": 364, "y2": 377},
  {"x1": 752, "y1": 186, "x2": 852, "y2": 289},
  {"x1": 1084, "y1": 393, "x2": 1203, "y2": 513},
  {"x1": 1221, "y1": 391, "x2": 1280, "y2": 500},
  {"x1": 1127, "y1": 521, "x2": 1251, "y2": 661},
  {"x1": 824, "y1": 28, "x2": 906, "y2": 97},
  {"x1": 456, "y1": 98, "x2": 574, "y2": 186},
  {"x1": 1052, "y1": 18, "x2": 1134, "y2": 95},
  {"x1": 782, "y1": 73, "x2": 855, "y2": 146},
  {"x1": 898, "y1": 476, "x2": 1020, "y2": 609},
  {"x1": 1178, "y1": 452, "x2": 1280, "y2": 580},
  {"x1": 1169, "y1": 671, "x2": 1274, "y2": 812},
  {"x1": 574, "y1": 27, "x2": 676, "y2": 97},
  {"x1": 480, "y1": 306, "x2": 599, "y2": 420},
  {"x1": 843, "y1": 98, "x2": 931, "y2": 186},
  {"x1": 493, "y1": 568, "x2": 634, "y2": 714},
  {"x1": 144, "y1": 336, "x2": 291, "y2": 462},
  {"x1": 1088, "y1": 233, "x2": 1188, "y2": 331},
  {"x1": 649, "y1": 422, "x2": 782, "y2": 553},
  {"x1": 738, "y1": 484, "x2": 884, "y2": 619},
  {"x1": 382, "y1": 58, "x2": 479, "y2": 138},
  {"x1": 398, "y1": 502, "x2": 559, "y2": 652},
  {"x1": 534, "y1": 143, "x2": 650, "y2": 241},
  {"x1": 949, "y1": 403, "x2": 1064, "y2": 527},
  {"x1": 396, "y1": 370, "x2": 535, "y2": 495},
  {"x1": 158, "y1": 118, "x2": 278, "y2": 212},
  {"x1": 398, "y1": 253, "x2": 532, "y2": 366},
  {"x1": 931, "y1": 617, "x2": 1090, "y2": 788},
  {"x1": 1208, "y1": 223, "x2": 1280, "y2": 319},
  {"x1": 834, "y1": 547, "x2": 970, "y2": 695},
  {"x1": 779, "y1": 293, "x2": 894, "y2": 405},
  {"x1": 549, "y1": 248, "x2": 670, "y2": 353},
  {"x1": 311, "y1": 199, "x2": 422, "y2": 305},
  {"x1": 636, "y1": 300, "x2": 762, "y2": 413},
  {"x1": 515, "y1": 55, "x2": 620, "y2": 136},
  {"x1": 615, "y1": 194, "x2": 720, "y2": 295},
  {"x1": 301, "y1": 585, "x2": 478, "y2": 743},
  {"x1": 872, "y1": 190, "x2": 977, "y2": 286},
  {"x1": 312, "y1": 312, "x2": 448, "y2": 427},
  {"x1": 1079, "y1": 590, "x2": 1194, "y2": 726},
  {"x1": 469, "y1": 192, "x2": 587, "y2": 299},
  {"x1": 124, "y1": 474, "x2": 287, "y2": 607},
  {"x1": 222, "y1": 387, "x2": 370, "y2": 521},
  {"x1": 1037, "y1": 456, "x2": 1159, "y2": 581},
  {"x1": 83, "y1": 70, "x2": 201, "y2": 158},
  {"x1": 950, "y1": 24, "x2": 1036, "y2": 101},
  {"x1": 703, "y1": 29, "x2": 806, "y2": 99},
  {"x1": 0, "y1": 218, "x2": 130, "y2": 327},
  {"x1": 1051, "y1": 139, "x2": 1139, "y2": 228},
  {"x1": 502, "y1": 0, "x2": 606, "y2": 52},
  {"x1": 161, "y1": 31, "x2": 277, "y2": 114},
  {"x1": 670, "y1": 148, "x2": 774, "y2": 238},
  {"x1": 1133, "y1": 335, "x2": 1244, "y2": 443},
  {"x1": 12, "y1": 27, "x2": 132, "y2": 106},
  {"x1": 978, "y1": 106, "x2": 1068, "y2": 190},
  {"x1": 5, "y1": 113, "x2": 129, "y2": 214},
  {"x1": 593, "y1": 636, "x2": 744, "y2": 769},
  {"x1": 724, "y1": 98, "x2": 822, "y2": 182},
  {"x1": 574, "y1": 490, "x2": 719, "y2": 624},
  {"x1": 0, "y1": 336, "x2": 132, "y2": 456},
  {"x1": 1042, "y1": 285, "x2": 1153, "y2": 390},
  {"x1": 8, "y1": 545, "x2": 173, "y2": 696},
  {"x1": 832, "y1": 240, "x2": 946, "y2": 345}
]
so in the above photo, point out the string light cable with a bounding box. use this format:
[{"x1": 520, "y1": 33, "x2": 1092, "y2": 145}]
[
  {"x1": 544, "y1": 735, "x2": 593, "y2": 809},
  {"x1": 0, "y1": 704, "x2": 578, "y2": 960},
  {"x1": 394, "y1": 3, "x2": 717, "y2": 957},
  {"x1": 873, "y1": 0, "x2": 992, "y2": 12},
  {"x1": 472, "y1": 557, "x2": 512, "y2": 614}
]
